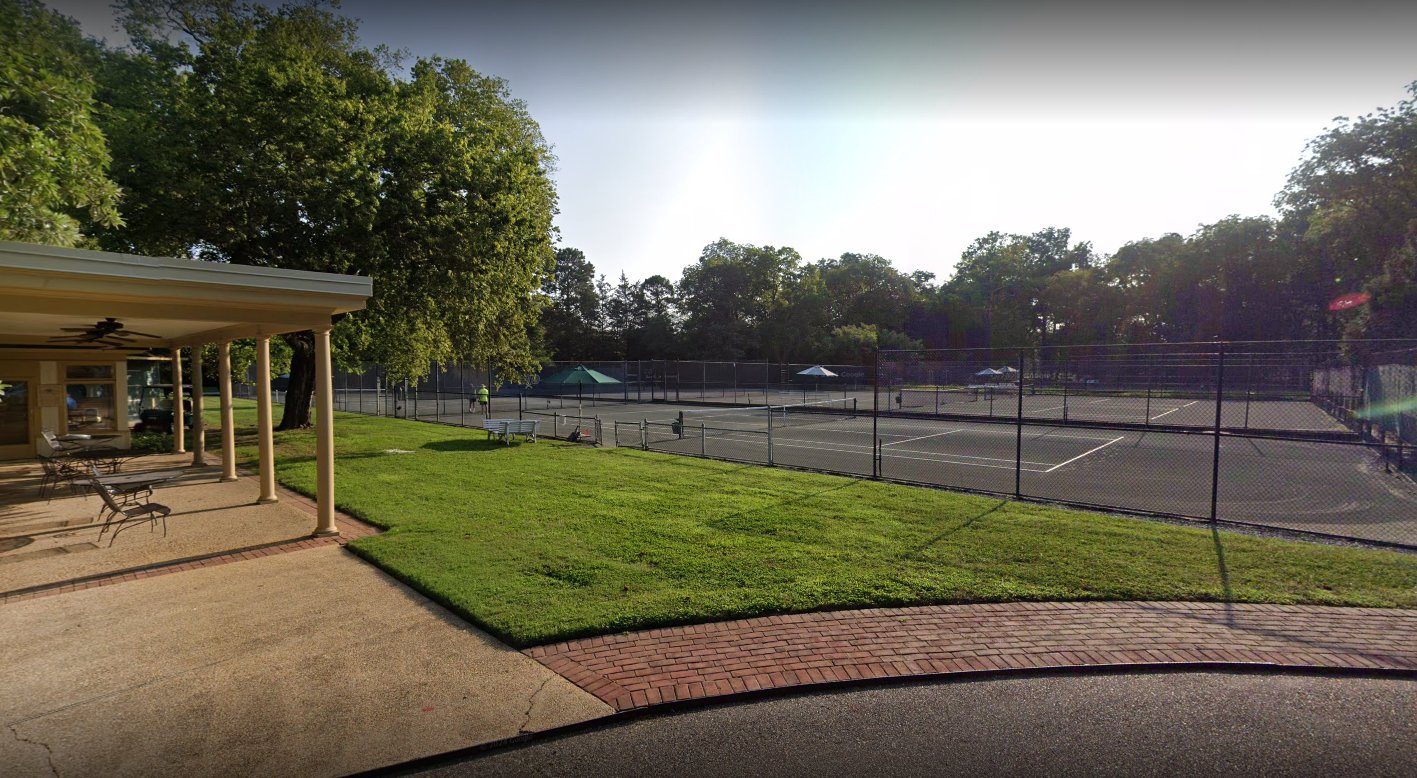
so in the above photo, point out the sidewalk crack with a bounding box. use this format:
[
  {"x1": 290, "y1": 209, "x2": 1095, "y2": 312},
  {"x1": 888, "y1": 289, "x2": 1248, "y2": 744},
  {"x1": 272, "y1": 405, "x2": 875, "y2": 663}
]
[
  {"x1": 518, "y1": 676, "x2": 555, "y2": 734},
  {"x1": 9, "y1": 723, "x2": 59, "y2": 777}
]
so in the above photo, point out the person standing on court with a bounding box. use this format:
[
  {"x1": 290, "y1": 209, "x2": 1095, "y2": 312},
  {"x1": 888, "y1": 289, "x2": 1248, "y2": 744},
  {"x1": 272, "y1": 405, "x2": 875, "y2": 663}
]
[{"x1": 477, "y1": 384, "x2": 491, "y2": 415}]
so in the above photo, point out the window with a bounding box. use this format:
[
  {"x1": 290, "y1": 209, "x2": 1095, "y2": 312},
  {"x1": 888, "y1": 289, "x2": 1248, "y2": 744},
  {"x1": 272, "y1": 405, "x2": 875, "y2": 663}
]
[{"x1": 64, "y1": 364, "x2": 118, "y2": 431}]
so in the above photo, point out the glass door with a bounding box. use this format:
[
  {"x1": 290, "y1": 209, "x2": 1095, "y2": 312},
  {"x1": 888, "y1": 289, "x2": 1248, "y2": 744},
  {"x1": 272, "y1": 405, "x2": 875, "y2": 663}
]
[{"x1": 0, "y1": 379, "x2": 33, "y2": 459}]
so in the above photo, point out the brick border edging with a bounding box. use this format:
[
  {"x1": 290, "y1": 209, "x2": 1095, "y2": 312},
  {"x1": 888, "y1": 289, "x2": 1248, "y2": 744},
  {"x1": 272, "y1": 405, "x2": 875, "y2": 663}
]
[
  {"x1": 524, "y1": 601, "x2": 1417, "y2": 712},
  {"x1": 0, "y1": 472, "x2": 381, "y2": 606}
]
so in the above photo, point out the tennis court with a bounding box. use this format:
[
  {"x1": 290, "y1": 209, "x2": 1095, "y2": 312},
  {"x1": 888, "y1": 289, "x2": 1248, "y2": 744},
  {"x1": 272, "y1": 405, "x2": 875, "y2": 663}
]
[{"x1": 598, "y1": 399, "x2": 1417, "y2": 547}]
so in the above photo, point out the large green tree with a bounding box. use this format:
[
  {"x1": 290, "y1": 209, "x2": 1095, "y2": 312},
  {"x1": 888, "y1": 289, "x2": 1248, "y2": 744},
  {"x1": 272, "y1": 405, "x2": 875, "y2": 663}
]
[
  {"x1": 100, "y1": 1, "x2": 557, "y2": 428},
  {"x1": 678, "y1": 238, "x2": 801, "y2": 360},
  {"x1": 0, "y1": 0, "x2": 122, "y2": 245},
  {"x1": 540, "y1": 247, "x2": 604, "y2": 359},
  {"x1": 1278, "y1": 80, "x2": 1417, "y2": 343}
]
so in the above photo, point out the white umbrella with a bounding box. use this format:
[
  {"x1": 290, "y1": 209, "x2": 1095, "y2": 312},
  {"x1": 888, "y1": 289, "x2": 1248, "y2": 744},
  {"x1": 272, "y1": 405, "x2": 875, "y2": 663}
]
[
  {"x1": 796, "y1": 365, "x2": 838, "y2": 397},
  {"x1": 974, "y1": 368, "x2": 1001, "y2": 377},
  {"x1": 996, "y1": 366, "x2": 1019, "y2": 374},
  {"x1": 796, "y1": 365, "x2": 838, "y2": 377}
]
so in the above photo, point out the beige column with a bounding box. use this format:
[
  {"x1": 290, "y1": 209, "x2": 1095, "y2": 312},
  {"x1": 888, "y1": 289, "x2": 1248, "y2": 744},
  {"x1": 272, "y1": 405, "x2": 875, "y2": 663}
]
[
  {"x1": 172, "y1": 349, "x2": 186, "y2": 454},
  {"x1": 190, "y1": 345, "x2": 206, "y2": 466},
  {"x1": 313, "y1": 327, "x2": 338, "y2": 536},
  {"x1": 255, "y1": 337, "x2": 278, "y2": 504},
  {"x1": 218, "y1": 342, "x2": 238, "y2": 482}
]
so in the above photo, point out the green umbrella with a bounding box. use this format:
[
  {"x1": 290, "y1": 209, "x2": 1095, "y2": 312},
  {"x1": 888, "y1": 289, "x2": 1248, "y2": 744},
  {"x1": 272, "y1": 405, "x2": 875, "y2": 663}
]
[{"x1": 541, "y1": 364, "x2": 621, "y2": 416}]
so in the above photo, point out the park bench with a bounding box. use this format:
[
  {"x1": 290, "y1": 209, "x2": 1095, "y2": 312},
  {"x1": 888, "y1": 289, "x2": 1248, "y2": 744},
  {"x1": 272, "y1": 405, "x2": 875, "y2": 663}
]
[{"x1": 482, "y1": 418, "x2": 540, "y2": 444}]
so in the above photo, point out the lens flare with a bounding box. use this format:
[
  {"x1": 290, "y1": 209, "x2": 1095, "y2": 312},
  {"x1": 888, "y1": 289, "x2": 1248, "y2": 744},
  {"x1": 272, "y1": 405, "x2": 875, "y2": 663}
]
[
  {"x1": 1355, "y1": 395, "x2": 1417, "y2": 419},
  {"x1": 1328, "y1": 292, "x2": 1372, "y2": 312}
]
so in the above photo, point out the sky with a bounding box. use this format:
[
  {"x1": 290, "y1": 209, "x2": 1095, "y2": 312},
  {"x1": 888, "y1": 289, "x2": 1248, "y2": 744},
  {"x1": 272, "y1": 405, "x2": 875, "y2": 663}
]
[{"x1": 52, "y1": 0, "x2": 1417, "y2": 284}]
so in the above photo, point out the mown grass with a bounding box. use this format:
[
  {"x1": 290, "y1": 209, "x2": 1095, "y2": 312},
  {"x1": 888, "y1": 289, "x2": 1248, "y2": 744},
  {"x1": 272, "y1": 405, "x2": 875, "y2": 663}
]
[{"x1": 211, "y1": 400, "x2": 1417, "y2": 647}]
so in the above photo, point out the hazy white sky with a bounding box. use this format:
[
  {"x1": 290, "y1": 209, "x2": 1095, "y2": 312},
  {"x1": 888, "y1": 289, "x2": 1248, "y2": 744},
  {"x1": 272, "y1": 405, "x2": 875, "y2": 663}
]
[{"x1": 54, "y1": 0, "x2": 1417, "y2": 283}]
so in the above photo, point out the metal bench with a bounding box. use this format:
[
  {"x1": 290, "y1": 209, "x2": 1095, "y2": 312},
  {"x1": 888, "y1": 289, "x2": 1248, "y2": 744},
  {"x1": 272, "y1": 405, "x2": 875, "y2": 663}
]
[{"x1": 482, "y1": 419, "x2": 540, "y2": 444}]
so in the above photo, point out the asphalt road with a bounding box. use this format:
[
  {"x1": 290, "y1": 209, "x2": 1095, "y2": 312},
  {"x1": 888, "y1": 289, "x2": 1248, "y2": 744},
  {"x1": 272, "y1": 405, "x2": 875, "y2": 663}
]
[{"x1": 404, "y1": 670, "x2": 1417, "y2": 778}]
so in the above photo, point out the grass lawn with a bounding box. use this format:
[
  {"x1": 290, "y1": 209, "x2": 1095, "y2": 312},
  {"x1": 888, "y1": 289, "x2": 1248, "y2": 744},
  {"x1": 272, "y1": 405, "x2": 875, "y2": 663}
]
[{"x1": 213, "y1": 400, "x2": 1417, "y2": 647}]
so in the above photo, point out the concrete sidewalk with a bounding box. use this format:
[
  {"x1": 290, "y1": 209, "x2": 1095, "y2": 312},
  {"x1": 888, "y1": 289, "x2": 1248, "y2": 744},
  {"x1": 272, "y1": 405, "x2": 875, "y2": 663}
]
[{"x1": 0, "y1": 546, "x2": 611, "y2": 777}]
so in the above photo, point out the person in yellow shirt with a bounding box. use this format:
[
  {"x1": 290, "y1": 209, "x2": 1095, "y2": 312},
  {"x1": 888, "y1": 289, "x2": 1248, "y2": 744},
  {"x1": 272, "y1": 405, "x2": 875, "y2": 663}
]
[{"x1": 477, "y1": 384, "x2": 491, "y2": 415}]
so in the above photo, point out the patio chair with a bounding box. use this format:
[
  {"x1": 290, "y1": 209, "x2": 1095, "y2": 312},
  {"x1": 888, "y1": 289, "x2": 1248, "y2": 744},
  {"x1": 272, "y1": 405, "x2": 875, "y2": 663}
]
[
  {"x1": 40, "y1": 430, "x2": 132, "y2": 473},
  {"x1": 91, "y1": 476, "x2": 170, "y2": 547},
  {"x1": 87, "y1": 464, "x2": 156, "y2": 515},
  {"x1": 37, "y1": 453, "x2": 85, "y2": 500}
]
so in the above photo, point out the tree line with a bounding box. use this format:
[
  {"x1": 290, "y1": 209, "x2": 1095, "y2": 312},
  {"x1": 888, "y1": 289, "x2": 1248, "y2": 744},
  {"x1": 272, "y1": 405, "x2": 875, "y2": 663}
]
[
  {"x1": 3, "y1": 0, "x2": 1415, "y2": 424},
  {"x1": 543, "y1": 85, "x2": 1417, "y2": 363}
]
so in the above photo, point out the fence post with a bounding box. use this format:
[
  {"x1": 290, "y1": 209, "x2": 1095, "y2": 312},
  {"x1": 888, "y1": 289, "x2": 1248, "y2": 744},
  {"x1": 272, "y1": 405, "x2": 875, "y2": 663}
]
[
  {"x1": 872, "y1": 351, "x2": 880, "y2": 478},
  {"x1": 1210, "y1": 342, "x2": 1226, "y2": 522},
  {"x1": 767, "y1": 406, "x2": 774, "y2": 466},
  {"x1": 1015, "y1": 351, "x2": 1025, "y2": 498},
  {"x1": 701, "y1": 423, "x2": 706, "y2": 456}
]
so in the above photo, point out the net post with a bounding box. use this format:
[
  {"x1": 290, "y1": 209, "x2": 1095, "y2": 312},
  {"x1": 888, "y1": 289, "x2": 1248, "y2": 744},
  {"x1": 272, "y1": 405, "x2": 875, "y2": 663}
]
[
  {"x1": 1210, "y1": 341, "x2": 1226, "y2": 523},
  {"x1": 1015, "y1": 351, "x2": 1024, "y2": 498},
  {"x1": 872, "y1": 350, "x2": 880, "y2": 478}
]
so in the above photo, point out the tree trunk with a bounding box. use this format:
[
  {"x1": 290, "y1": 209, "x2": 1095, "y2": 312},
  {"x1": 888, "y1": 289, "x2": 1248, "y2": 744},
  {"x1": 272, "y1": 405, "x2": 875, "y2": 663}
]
[{"x1": 278, "y1": 331, "x2": 316, "y2": 430}]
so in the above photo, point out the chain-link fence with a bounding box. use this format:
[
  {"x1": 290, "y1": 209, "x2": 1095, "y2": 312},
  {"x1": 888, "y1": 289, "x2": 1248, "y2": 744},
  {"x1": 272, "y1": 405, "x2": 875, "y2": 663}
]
[
  {"x1": 870, "y1": 341, "x2": 1417, "y2": 548},
  {"x1": 239, "y1": 342, "x2": 1416, "y2": 548}
]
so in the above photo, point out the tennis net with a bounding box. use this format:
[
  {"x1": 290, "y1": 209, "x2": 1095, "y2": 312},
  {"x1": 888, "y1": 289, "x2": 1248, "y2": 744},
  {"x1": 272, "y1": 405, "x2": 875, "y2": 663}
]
[{"x1": 654, "y1": 397, "x2": 857, "y2": 433}]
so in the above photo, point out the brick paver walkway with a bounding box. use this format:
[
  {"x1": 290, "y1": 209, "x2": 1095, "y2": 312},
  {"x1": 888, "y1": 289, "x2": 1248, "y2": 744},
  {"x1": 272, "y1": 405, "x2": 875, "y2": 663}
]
[{"x1": 526, "y1": 602, "x2": 1417, "y2": 711}]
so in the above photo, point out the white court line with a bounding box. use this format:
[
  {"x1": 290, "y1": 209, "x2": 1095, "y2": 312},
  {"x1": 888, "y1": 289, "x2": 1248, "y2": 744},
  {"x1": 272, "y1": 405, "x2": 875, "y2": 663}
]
[
  {"x1": 881, "y1": 429, "x2": 964, "y2": 447},
  {"x1": 1148, "y1": 400, "x2": 1198, "y2": 421},
  {"x1": 695, "y1": 430, "x2": 1062, "y2": 468},
  {"x1": 1044, "y1": 436, "x2": 1125, "y2": 472}
]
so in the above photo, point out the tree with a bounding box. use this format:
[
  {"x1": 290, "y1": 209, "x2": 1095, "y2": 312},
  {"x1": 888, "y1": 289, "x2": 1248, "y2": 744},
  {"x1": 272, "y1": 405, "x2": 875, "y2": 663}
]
[
  {"x1": 540, "y1": 247, "x2": 603, "y2": 359},
  {"x1": 814, "y1": 252, "x2": 917, "y2": 333},
  {"x1": 0, "y1": 0, "x2": 122, "y2": 245},
  {"x1": 102, "y1": 1, "x2": 557, "y2": 428},
  {"x1": 677, "y1": 238, "x2": 801, "y2": 359},
  {"x1": 1278, "y1": 81, "x2": 1417, "y2": 343},
  {"x1": 625, "y1": 275, "x2": 679, "y2": 358}
]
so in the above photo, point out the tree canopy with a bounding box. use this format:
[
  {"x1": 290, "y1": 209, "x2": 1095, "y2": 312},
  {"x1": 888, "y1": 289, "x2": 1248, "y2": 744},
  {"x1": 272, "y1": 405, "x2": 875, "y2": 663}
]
[
  {"x1": 0, "y1": 0, "x2": 123, "y2": 245},
  {"x1": 83, "y1": 0, "x2": 559, "y2": 426}
]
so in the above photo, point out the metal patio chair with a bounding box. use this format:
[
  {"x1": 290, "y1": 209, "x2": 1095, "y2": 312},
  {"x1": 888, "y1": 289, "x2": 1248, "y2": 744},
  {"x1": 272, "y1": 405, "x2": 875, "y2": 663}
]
[{"x1": 91, "y1": 476, "x2": 171, "y2": 547}]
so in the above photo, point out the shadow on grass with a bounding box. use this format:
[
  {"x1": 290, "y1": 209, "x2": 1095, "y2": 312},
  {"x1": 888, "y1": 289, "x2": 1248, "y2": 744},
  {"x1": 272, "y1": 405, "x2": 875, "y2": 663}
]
[
  {"x1": 706, "y1": 480, "x2": 860, "y2": 529},
  {"x1": 1212, "y1": 523, "x2": 1235, "y2": 622},
  {"x1": 421, "y1": 439, "x2": 519, "y2": 453},
  {"x1": 901, "y1": 499, "x2": 1007, "y2": 561}
]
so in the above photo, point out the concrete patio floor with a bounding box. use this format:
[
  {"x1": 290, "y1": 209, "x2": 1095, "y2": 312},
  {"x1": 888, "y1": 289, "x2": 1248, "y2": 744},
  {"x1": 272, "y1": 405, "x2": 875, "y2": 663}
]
[
  {"x1": 0, "y1": 544, "x2": 612, "y2": 777},
  {"x1": 0, "y1": 456, "x2": 612, "y2": 776},
  {"x1": 0, "y1": 454, "x2": 317, "y2": 594}
]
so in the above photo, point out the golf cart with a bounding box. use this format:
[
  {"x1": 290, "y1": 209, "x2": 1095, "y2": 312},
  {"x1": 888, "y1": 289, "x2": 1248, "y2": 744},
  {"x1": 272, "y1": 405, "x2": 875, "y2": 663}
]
[{"x1": 130, "y1": 384, "x2": 194, "y2": 433}]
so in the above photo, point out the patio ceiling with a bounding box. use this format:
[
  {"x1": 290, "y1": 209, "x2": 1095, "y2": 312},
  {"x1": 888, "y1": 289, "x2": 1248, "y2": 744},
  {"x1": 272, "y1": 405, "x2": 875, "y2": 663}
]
[{"x1": 0, "y1": 241, "x2": 372, "y2": 349}]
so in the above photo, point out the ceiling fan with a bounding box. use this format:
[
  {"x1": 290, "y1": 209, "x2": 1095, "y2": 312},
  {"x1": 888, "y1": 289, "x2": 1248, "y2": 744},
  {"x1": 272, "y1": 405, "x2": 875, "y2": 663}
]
[{"x1": 48, "y1": 318, "x2": 161, "y2": 347}]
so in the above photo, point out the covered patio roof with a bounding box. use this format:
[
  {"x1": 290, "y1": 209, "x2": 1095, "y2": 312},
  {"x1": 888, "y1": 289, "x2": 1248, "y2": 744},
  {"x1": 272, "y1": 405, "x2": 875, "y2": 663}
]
[
  {"x1": 0, "y1": 241, "x2": 371, "y2": 349},
  {"x1": 0, "y1": 240, "x2": 374, "y2": 537}
]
